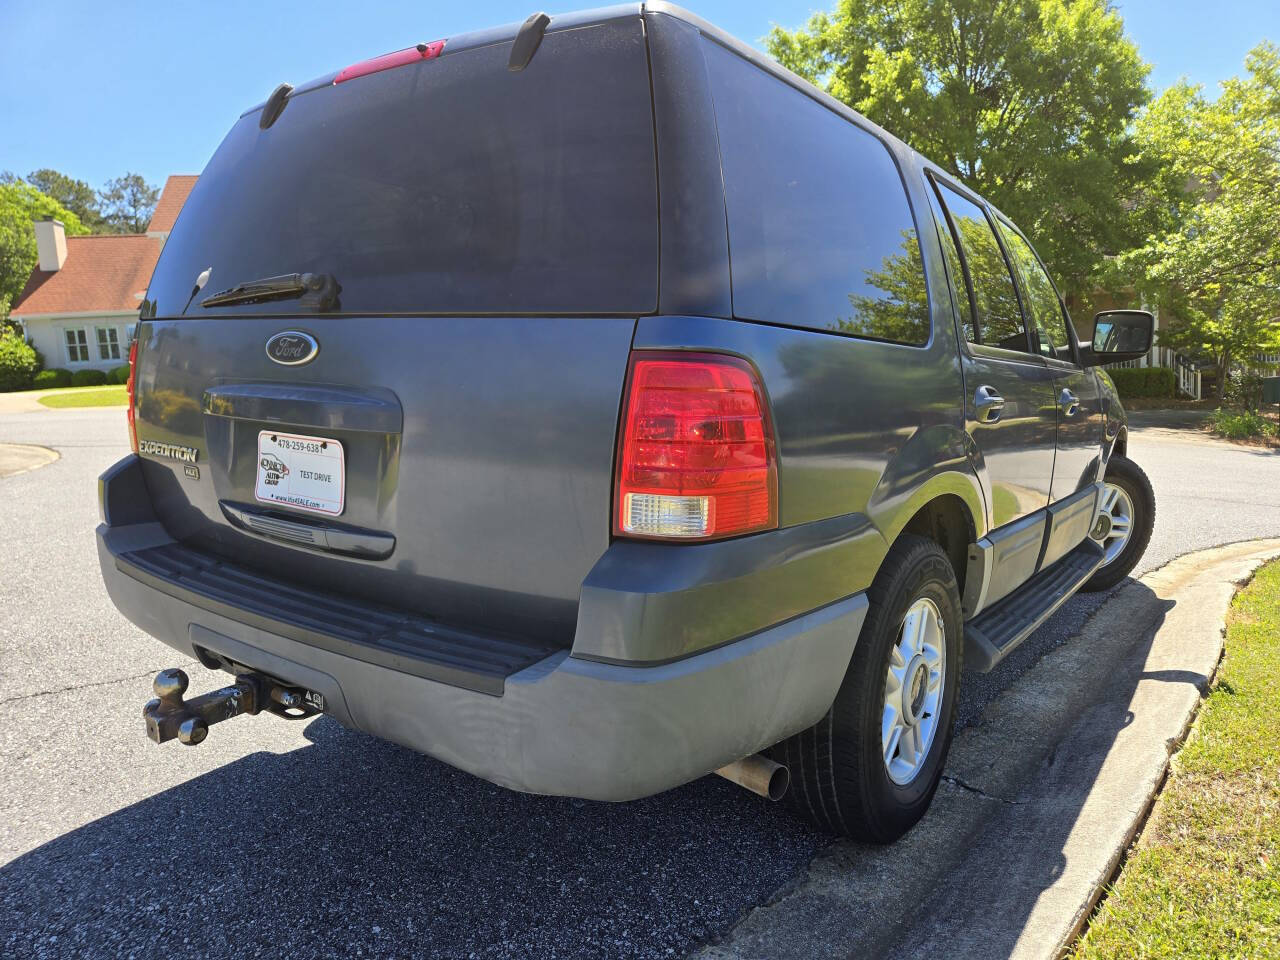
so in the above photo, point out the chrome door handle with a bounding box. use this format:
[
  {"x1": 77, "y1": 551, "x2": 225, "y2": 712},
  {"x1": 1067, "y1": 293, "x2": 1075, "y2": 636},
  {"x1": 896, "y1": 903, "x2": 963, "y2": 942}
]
[
  {"x1": 1059, "y1": 388, "x2": 1080, "y2": 417},
  {"x1": 974, "y1": 385, "x2": 1005, "y2": 423}
]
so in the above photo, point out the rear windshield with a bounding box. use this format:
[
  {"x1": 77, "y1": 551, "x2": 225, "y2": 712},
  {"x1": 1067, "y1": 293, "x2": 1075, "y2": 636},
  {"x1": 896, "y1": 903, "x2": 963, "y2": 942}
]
[{"x1": 146, "y1": 20, "x2": 658, "y2": 317}]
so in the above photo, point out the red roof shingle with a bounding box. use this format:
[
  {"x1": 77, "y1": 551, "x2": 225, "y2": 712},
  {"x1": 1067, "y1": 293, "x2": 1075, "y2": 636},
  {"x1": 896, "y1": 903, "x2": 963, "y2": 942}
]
[
  {"x1": 147, "y1": 175, "x2": 199, "y2": 234},
  {"x1": 11, "y1": 174, "x2": 199, "y2": 318},
  {"x1": 11, "y1": 235, "x2": 162, "y2": 316}
]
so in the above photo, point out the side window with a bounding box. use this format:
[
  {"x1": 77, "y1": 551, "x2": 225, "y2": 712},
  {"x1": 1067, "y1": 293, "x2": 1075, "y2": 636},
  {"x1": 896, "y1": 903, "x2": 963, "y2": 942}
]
[
  {"x1": 997, "y1": 223, "x2": 1075, "y2": 363},
  {"x1": 96, "y1": 326, "x2": 121, "y2": 361},
  {"x1": 64, "y1": 328, "x2": 89, "y2": 363},
  {"x1": 703, "y1": 40, "x2": 930, "y2": 346},
  {"x1": 935, "y1": 183, "x2": 1029, "y2": 354},
  {"x1": 925, "y1": 180, "x2": 976, "y2": 343}
]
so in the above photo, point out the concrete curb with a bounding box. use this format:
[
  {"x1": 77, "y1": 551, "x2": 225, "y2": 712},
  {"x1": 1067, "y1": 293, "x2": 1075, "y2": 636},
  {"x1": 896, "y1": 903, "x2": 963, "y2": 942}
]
[
  {"x1": 0, "y1": 443, "x2": 59, "y2": 479},
  {"x1": 697, "y1": 538, "x2": 1280, "y2": 960}
]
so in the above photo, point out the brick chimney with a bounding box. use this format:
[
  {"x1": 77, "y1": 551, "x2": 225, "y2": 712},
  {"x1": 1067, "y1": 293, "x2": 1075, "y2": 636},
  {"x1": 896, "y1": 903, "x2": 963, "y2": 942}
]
[{"x1": 34, "y1": 219, "x2": 67, "y2": 272}]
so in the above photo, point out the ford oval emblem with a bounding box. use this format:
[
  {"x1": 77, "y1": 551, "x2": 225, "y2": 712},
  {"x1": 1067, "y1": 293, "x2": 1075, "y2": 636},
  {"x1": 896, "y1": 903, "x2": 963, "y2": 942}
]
[{"x1": 266, "y1": 331, "x2": 319, "y2": 366}]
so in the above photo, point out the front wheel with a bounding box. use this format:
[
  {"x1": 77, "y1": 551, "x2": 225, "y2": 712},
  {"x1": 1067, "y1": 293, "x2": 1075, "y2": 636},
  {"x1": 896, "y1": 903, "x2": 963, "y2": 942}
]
[
  {"x1": 1080, "y1": 455, "x2": 1155, "y2": 592},
  {"x1": 772, "y1": 535, "x2": 962, "y2": 843}
]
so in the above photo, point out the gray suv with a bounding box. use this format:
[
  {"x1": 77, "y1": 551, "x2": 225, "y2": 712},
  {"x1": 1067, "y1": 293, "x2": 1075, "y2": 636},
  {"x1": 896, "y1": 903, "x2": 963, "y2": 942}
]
[{"x1": 98, "y1": 3, "x2": 1155, "y2": 842}]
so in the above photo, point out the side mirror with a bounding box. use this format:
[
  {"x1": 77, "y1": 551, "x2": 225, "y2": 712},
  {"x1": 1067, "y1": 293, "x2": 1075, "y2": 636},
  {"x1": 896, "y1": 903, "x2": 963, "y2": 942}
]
[{"x1": 1085, "y1": 310, "x2": 1154, "y2": 366}]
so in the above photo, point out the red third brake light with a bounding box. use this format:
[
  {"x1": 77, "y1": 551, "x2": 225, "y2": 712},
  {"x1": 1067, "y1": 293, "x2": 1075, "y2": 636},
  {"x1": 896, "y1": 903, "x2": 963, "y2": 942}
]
[
  {"x1": 126, "y1": 337, "x2": 138, "y2": 454},
  {"x1": 334, "y1": 40, "x2": 445, "y2": 84},
  {"x1": 615, "y1": 352, "x2": 778, "y2": 541}
]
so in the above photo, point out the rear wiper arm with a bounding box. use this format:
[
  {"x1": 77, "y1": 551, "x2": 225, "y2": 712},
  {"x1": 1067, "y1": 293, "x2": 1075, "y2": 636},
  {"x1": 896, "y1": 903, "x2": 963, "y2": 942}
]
[{"x1": 201, "y1": 272, "x2": 340, "y2": 310}]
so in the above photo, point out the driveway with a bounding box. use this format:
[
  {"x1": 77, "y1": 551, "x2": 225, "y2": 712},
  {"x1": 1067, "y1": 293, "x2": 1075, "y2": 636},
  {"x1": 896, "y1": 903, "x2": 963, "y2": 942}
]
[{"x1": 2, "y1": 408, "x2": 1278, "y2": 958}]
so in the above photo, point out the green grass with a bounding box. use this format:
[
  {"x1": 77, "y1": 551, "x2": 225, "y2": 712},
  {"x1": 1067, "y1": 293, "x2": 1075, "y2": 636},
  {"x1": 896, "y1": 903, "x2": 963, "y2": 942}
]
[
  {"x1": 37, "y1": 385, "x2": 128, "y2": 408},
  {"x1": 1209, "y1": 407, "x2": 1280, "y2": 442},
  {"x1": 1072, "y1": 559, "x2": 1280, "y2": 959}
]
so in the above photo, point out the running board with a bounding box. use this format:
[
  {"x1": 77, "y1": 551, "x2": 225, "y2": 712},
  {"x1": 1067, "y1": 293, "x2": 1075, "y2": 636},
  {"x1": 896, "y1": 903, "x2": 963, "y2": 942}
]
[{"x1": 964, "y1": 539, "x2": 1105, "y2": 672}]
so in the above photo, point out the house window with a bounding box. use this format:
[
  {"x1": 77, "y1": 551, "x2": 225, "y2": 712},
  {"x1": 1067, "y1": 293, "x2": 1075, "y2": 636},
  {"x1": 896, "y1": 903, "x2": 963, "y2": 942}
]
[
  {"x1": 96, "y1": 326, "x2": 121, "y2": 361},
  {"x1": 64, "y1": 328, "x2": 89, "y2": 363}
]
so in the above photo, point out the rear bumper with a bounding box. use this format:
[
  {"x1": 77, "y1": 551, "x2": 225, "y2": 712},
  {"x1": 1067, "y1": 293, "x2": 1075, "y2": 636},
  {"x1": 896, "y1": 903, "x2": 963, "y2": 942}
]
[{"x1": 98, "y1": 456, "x2": 866, "y2": 801}]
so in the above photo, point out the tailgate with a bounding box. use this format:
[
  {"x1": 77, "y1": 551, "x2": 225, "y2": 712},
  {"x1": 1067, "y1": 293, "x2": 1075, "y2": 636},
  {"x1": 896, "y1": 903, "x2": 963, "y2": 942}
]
[{"x1": 133, "y1": 315, "x2": 635, "y2": 643}]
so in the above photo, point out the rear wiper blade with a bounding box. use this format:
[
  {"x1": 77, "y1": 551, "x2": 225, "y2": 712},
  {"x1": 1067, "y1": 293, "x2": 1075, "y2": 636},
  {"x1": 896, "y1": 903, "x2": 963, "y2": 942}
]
[{"x1": 201, "y1": 272, "x2": 340, "y2": 310}]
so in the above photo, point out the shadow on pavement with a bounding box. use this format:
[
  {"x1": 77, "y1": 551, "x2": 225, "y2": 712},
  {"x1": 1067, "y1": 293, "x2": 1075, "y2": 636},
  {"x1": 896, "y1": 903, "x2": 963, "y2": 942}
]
[
  {"x1": 881, "y1": 585, "x2": 1184, "y2": 959},
  {"x1": 1, "y1": 715, "x2": 830, "y2": 959},
  {"x1": 3, "y1": 584, "x2": 1194, "y2": 960}
]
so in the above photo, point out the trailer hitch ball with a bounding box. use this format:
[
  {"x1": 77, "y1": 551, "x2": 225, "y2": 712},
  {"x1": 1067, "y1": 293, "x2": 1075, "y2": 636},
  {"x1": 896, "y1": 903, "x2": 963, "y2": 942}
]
[
  {"x1": 142, "y1": 667, "x2": 321, "y2": 746},
  {"x1": 179, "y1": 716, "x2": 209, "y2": 745},
  {"x1": 143, "y1": 668, "x2": 245, "y2": 746}
]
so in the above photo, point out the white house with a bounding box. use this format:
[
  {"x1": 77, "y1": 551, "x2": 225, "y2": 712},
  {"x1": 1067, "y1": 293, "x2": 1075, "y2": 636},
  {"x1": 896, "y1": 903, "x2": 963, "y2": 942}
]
[{"x1": 10, "y1": 175, "x2": 197, "y2": 372}]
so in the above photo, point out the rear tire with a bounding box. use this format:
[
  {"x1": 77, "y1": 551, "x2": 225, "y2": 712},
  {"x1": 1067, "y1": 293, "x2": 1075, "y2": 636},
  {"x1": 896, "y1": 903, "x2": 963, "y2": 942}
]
[
  {"x1": 772, "y1": 535, "x2": 962, "y2": 843},
  {"x1": 1080, "y1": 455, "x2": 1155, "y2": 592}
]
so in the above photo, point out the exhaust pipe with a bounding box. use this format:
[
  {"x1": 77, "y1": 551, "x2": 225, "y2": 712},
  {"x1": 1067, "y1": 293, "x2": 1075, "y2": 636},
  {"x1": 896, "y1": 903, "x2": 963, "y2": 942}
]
[{"x1": 716, "y1": 754, "x2": 790, "y2": 801}]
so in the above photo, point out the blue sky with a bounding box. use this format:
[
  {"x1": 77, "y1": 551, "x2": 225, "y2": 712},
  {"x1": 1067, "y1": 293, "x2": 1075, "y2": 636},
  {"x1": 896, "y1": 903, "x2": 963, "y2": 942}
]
[{"x1": 1, "y1": 0, "x2": 1276, "y2": 192}]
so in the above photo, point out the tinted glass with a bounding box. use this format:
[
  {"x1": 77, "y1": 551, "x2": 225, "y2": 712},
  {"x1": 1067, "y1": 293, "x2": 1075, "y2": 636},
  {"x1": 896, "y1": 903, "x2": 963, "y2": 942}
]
[
  {"x1": 926, "y1": 181, "x2": 976, "y2": 342},
  {"x1": 146, "y1": 22, "x2": 658, "y2": 317},
  {"x1": 935, "y1": 184, "x2": 1028, "y2": 353},
  {"x1": 704, "y1": 41, "x2": 929, "y2": 346},
  {"x1": 998, "y1": 223, "x2": 1074, "y2": 362}
]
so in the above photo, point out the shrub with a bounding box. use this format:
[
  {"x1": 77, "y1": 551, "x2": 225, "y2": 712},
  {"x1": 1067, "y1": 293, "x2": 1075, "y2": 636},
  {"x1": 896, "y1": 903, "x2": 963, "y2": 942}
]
[
  {"x1": 1209, "y1": 407, "x2": 1278, "y2": 441},
  {"x1": 0, "y1": 331, "x2": 39, "y2": 391},
  {"x1": 108, "y1": 364, "x2": 131, "y2": 385},
  {"x1": 1106, "y1": 366, "x2": 1177, "y2": 399},
  {"x1": 33, "y1": 368, "x2": 73, "y2": 389},
  {"x1": 1222, "y1": 370, "x2": 1264, "y2": 411},
  {"x1": 71, "y1": 368, "x2": 108, "y2": 387},
  {"x1": 138, "y1": 389, "x2": 202, "y2": 434}
]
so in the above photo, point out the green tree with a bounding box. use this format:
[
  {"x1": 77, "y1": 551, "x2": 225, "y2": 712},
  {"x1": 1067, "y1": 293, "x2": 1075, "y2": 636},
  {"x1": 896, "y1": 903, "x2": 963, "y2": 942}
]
[
  {"x1": 840, "y1": 229, "x2": 930, "y2": 343},
  {"x1": 767, "y1": 0, "x2": 1152, "y2": 311},
  {"x1": 97, "y1": 172, "x2": 159, "y2": 234},
  {"x1": 25, "y1": 169, "x2": 103, "y2": 230},
  {"x1": 0, "y1": 182, "x2": 89, "y2": 304},
  {"x1": 1121, "y1": 43, "x2": 1280, "y2": 397}
]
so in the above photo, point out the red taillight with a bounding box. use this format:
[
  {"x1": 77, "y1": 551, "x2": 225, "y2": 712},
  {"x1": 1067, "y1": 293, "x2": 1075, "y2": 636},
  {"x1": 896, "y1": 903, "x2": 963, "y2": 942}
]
[
  {"x1": 615, "y1": 352, "x2": 778, "y2": 541},
  {"x1": 334, "y1": 40, "x2": 445, "y2": 84},
  {"x1": 126, "y1": 338, "x2": 138, "y2": 454}
]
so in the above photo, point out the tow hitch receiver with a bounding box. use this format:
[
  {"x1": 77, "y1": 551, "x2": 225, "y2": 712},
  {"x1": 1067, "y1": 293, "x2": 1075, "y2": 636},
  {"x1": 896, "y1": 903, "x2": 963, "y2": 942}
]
[{"x1": 142, "y1": 668, "x2": 324, "y2": 746}]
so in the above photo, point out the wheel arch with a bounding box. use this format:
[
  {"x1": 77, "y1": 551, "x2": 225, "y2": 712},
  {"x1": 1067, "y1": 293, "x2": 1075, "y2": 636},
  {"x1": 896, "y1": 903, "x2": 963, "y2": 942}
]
[
  {"x1": 878, "y1": 486, "x2": 981, "y2": 599},
  {"x1": 1110, "y1": 424, "x2": 1128, "y2": 461}
]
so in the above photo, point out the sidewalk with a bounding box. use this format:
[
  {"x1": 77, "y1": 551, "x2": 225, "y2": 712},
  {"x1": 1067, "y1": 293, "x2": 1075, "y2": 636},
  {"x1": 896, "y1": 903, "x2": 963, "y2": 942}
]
[
  {"x1": 0, "y1": 391, "x2": 52, "y2": 415},
  {"x1": 700, "y1": 539, "x2": 1280, "y2": 960}
]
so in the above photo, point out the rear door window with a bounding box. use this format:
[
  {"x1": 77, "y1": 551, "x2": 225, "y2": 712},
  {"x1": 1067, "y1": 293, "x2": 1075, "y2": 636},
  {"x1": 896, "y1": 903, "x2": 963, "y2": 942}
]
[
  {"x1": 146, "y1": 20, "x2": 658, "y2": 317},
  {"x1": 997, "y1": 222, "x2": 1075, "y2": 363},
  {"x1": 934, "y1": 183, "x2": 1030, "y2": 354},
  {"x1": 925, "y1": 181, "x2": 976, "y2": 343},
  {"x1": 702, "y1": 40, "x2": 930, "y2": 346}
]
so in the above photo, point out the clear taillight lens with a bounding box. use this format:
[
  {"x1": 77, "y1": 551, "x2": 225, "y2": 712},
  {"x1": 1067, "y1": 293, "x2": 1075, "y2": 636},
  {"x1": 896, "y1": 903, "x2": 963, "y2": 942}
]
[
  {"x1": 614, "y1": 352, "x2": 778, "y2": 541},
  {"x1": 126, "y1": 336, "x2": 138, "y2": 454}
]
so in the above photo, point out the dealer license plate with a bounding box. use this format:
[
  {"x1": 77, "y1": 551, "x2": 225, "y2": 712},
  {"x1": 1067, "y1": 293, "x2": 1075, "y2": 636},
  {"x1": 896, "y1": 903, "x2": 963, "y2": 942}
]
[{"x1": 254, "y1": 430, "x2": 345, "y2": 516}]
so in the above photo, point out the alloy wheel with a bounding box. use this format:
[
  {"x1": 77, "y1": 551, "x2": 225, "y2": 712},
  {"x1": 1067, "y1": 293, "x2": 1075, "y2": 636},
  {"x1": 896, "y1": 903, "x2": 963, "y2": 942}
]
[
  {"x1": 1093, "y1": 482, "x2": 1135, "y2": 567},
  {"x1": 881, "y1": 597, "x2": 946, "y2": 786}
]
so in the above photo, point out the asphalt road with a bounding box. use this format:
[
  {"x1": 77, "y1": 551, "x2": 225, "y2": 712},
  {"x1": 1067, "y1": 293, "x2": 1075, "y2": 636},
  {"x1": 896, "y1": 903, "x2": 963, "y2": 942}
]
[{"x1": 2, "y1": 407, "x2": 1278, "y2": 958}]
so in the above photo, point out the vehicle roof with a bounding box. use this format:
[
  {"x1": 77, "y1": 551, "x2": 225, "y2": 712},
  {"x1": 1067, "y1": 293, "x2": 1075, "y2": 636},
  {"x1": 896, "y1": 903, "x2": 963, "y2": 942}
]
[
  {"x1": 234, "y1": 4, "x2": 1014, "y2": 226},
  {"x1": 240, "y1": 4, "x2": 646, "y2": 115},
  {"x1": 239, "y1": 4, "x2": 901, "y2": 151}
]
